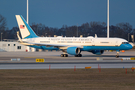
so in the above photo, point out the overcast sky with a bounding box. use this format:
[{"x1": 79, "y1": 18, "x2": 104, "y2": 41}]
[{"x1": 0, "y1": 0, "x2": 135, "y2": 29}]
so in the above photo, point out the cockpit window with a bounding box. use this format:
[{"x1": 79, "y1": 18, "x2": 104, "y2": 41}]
[{"x1": 122, "y1": 42, "x2": 129, "y2": 44}]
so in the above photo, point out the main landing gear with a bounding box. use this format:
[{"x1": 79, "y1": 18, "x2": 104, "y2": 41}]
[
  {"x1": 60, "y1": 53, "x2": 82, "y2": 57},
  {"x1": 75, "y1": 54, "x2": 82, "y2": 57},
  {"x1": 60, "y1": 54, "x2": 82, "y2": 57},
  {"x1": 60, "y1": 50, "x2": 82, "y2": 57},
  {"x1": 61, "y1": 54, "x2": 68, "y2": 57}
]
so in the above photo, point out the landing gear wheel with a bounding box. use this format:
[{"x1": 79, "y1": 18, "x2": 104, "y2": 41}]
[
  {"x1": 75, "y1": 55, "x2": 78, "y2": 57},
  {"x1": 116, "y1": 55, "x2": 119, "y2": 58},
  {"x1": 61, "y1": 54, "x2": 68, "y2": 57},
  {"x1": 75, "y1": 54, "x2": 82, "y2": 57},
  {"x1": 116, "y1": 51, "x2": 120, "y2": 58},
  {"x1": 78, "y1": 54, "x2": 82, "y2": 57},
  {"x1": 64, "y1": 54, "x2": 68, "y2": 57},
  {"x1": 61, "y1": 54, "x2": 64, "y2": 57}
]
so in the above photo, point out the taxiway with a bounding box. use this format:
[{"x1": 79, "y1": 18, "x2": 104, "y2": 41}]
[{"x1": 0, "y1": 51, "x2": 135, "y2": 69}]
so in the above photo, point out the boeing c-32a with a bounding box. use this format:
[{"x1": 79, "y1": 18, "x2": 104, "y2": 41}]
[{"x1": 15, "y1": 15, "x2": 133, "y2": 58}]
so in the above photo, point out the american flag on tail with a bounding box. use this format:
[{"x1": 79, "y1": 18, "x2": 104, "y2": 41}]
[{"x1": 20, "y1": 25, "x2": 25, "y2": 29}]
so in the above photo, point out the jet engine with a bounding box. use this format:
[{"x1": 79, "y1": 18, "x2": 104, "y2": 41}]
[
  {"x1": 67, "y1": 47, "x2": 80, "y2": 55},
  {"x1": 90, "y1": 50, "x2": 104, "y2": 55}
]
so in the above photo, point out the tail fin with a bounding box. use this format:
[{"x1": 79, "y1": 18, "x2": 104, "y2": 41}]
[{"x1": 15, "y1": 15, "x2": 38, "y2": 39}]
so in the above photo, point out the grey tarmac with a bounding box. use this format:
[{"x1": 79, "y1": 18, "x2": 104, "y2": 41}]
[{"x1": 0, "y1": 50, "x2": 135, "y2": 69}]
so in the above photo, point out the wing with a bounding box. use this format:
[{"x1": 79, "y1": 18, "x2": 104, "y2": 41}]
[{"x1": 27, "y1": 42, "x2": 83, "y2": 48}]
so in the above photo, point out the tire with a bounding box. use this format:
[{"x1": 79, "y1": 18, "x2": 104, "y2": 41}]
[
  {"x1": 61, "y1": 54, "x2": 64, "y2": 57},
  {"x1": 116, "y1": 55, "x2": 119, "y2": 58},
  {"x1": 78, "y1": 54, "x2": 82, "y2": 57},
  {"x1": 75, "y1": 55, "x2": 78, "y2": 57},
  {"x1": 64, "y1": 54, "x2": 68, "y2": 57}
]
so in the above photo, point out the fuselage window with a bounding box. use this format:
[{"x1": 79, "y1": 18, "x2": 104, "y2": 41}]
[
  {"x1": 40, "y1": 41, "x2": 50, "y2": 43},
  {"x1": 100, "y1": 42, "x2": 109, "y2": 43}
]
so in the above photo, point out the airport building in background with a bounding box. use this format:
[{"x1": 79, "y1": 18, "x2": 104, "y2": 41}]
[{"x1": 0, "y1": 39, "x2": 26, "y2": 52}]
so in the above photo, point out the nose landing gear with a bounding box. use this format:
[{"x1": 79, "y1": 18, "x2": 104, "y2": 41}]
[{"x1": 116, "y1": 51, "x2": 119, "y2": 58}]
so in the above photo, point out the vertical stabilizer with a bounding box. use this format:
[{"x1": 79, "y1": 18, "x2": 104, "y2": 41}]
[{"x1": 15, "y1": 15, "x2": 38, "y2": 39}]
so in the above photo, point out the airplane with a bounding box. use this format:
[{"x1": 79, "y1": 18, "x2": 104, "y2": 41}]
[{"x1": 15, "y1": 15, "x2": 133, "y2": 58}]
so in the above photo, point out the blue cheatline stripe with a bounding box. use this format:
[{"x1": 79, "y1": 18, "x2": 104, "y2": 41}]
[
  {"x1": 29, "y1": 45, "x2": 59, "y2": 50},
  {"x1": 28, "y1": 44, "x2": 132, "y2": 51},
  {"x1": 20, "y1": 15, "x2": 38, "y2": 39},
  {"x1": 82, "y1": 44, "x2": 132, "y2": 51}
]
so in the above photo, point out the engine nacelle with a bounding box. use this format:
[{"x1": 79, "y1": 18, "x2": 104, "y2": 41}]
[
  {"x1": 91, "y1": 50, "x2": 104, "y2": 55},
  {"x1": 67, "y1": 47, "x2": 80, "y2": 55}
]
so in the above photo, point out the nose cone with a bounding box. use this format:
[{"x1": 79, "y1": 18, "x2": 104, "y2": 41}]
[
  {"x1": 126, "y1": 44, "x2": 133, "y2": 50},
  {"x1": 129, "y1": 43, "x2": 135, "y2": 47},
  {"x1": 121, "y1": 44, "x2": 133, "y2": 50}
]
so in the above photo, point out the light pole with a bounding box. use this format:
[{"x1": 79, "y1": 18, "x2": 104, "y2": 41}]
[
  {"x1": 133, "y1": 29, "x2": 135, "y2": 44},
  {"x1": 27, "y1": 0, "x2": 29, "y2": 24},
  {"x1": 107, "y1": 0, "x2": 109, "y2": 38},
  {"x1": 77, "y1": 24, "x2": 78, "y2": 37},
  {"x1": 1, "y1": 33, "x2": 3, "y2": 41}
]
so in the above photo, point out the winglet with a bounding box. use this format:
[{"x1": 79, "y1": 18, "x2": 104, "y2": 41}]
[{"x1": 17, "y1": 31, "x2": 23, "y2": 43}]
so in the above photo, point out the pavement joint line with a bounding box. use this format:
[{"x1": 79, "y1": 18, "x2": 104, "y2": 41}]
[
  {"x1": 1, "y1": 61, "x2": 135, "y2": 63},
  {"x1": 24, "y1": 57, "x2": 37, "y2": 58}
]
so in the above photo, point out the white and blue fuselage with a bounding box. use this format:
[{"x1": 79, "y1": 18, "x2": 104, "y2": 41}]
[
  {"x1": 15, "y1": 15, "x2": 133, "y2": 57},
  {"x1": 22, "y1": 36, "x2": 132, "y2": 53}
]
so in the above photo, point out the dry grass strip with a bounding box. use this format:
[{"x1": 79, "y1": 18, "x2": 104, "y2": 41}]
[{"x1": 0, "y1": 69, "x2": 135, "y2": 90}]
